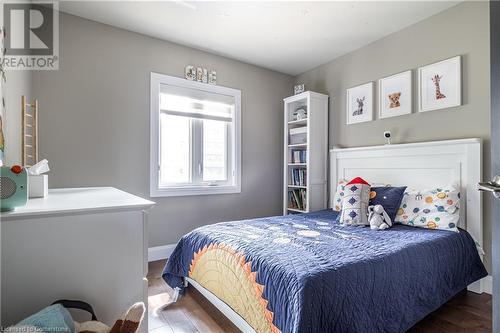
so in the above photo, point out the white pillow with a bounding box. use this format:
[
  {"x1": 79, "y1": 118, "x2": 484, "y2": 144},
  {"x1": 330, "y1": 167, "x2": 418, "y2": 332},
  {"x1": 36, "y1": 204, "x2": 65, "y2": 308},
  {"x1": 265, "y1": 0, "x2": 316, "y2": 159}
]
[{"x1": 395, "y1": 186, "x2": 460, "y2": 232}]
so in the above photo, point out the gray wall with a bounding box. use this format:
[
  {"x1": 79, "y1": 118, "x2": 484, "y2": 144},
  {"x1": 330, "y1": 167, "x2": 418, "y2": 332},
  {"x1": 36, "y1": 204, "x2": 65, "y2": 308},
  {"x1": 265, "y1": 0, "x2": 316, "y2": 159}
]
[
  {"x1": 32, "y1": 13, "x2": 293, "y2": 247},
  {"x1": 294, "y1": 2, "x2": 492, "y2": 271},
  {"x1": 4, "y1": 70, "x2": 31, "y2": 165}
]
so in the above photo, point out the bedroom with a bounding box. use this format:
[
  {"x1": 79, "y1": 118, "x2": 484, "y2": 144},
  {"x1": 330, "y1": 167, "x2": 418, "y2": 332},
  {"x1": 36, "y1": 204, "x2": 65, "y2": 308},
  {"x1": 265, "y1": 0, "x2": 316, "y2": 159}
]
[{"x1": 1, "y1": 1, "x2": 499, "y2": 332}]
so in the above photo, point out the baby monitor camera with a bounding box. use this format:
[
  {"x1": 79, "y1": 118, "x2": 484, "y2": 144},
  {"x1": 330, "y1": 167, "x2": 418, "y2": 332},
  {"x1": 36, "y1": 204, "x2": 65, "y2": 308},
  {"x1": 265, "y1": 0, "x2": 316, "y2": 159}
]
[{"x1": 384, "y1": 131, "x2": 391, "y2": 145}]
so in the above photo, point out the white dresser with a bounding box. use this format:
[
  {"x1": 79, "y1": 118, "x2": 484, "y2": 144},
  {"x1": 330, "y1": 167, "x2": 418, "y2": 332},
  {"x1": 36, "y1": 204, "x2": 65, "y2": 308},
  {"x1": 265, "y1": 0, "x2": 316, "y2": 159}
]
[{"x1": 1, "y1": 187, "x2": 154, "y2": 331}]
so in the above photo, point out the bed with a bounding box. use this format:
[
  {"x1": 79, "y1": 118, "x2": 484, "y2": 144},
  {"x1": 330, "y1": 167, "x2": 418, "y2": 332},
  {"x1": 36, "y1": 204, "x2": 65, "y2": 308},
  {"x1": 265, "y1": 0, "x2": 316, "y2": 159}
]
[{"x1": 162, "y1": 138, "x2": 488, "y2": 333}]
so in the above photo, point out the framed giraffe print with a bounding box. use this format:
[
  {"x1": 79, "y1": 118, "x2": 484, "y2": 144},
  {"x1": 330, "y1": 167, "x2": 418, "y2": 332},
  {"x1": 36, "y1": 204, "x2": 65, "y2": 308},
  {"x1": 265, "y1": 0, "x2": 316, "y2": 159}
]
[
  {"x1": 418, "y1": 56, "x2": 461, "y2": 112},
  {"x1": 346, "y1": 82, "x2": 374, "y2": 125}
]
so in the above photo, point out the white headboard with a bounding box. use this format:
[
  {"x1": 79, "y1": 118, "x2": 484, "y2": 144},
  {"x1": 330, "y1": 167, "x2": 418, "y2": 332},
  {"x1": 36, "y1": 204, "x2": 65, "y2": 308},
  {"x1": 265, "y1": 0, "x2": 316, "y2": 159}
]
[{"x1": 330, "y1": 138, "x2": 482, "y2": 249}]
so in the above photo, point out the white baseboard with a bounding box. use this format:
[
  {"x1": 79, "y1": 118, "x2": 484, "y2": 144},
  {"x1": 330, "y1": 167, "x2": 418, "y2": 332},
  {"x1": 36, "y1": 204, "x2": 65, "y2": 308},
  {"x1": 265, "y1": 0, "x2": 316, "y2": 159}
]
[
  {"x1": 483, "y1": 275, "x2": 492, "y2": 295},
  {"x1": 148, "y1": 244, "x2": 177, "y2": 262}
]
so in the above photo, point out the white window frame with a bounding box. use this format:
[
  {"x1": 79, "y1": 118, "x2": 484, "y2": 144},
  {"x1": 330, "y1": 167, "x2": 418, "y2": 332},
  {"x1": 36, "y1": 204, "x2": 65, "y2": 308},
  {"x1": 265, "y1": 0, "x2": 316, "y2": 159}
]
[{"x1": 150, "y1": 72, "x2": 241, "y2": 197}]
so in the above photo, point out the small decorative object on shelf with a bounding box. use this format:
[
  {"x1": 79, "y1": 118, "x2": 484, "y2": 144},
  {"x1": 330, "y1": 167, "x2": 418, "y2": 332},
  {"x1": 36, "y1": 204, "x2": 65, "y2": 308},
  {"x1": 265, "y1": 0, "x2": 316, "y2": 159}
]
[
  {"x1": 294, "y1": 84, "x2": 305, "y2": 95},
  {"x1": 196, "y1": 67, "x2": 203, "y2": 82},
  {"x1": 202, "y1": 68, "x2": 208, "y2": 83},
  {"x1": 185, "y1": 65, "x2": 216, "y2": 85},
  {"x1": 292, "y1": 107, "x2": 307, "y2": 121},
  {"x1": 209, "y1": 69, "x2": 217, "y2": 85},
  {"x1": 185, "y1": 65, "x2": 196, "y2": 80}
]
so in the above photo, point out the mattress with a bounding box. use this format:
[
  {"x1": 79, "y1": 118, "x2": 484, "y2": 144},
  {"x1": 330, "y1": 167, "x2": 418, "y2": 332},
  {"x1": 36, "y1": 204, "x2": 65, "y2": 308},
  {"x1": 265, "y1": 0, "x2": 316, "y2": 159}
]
[{"x1": 163, "y1": 210, "x2": 487, "y2": 333}]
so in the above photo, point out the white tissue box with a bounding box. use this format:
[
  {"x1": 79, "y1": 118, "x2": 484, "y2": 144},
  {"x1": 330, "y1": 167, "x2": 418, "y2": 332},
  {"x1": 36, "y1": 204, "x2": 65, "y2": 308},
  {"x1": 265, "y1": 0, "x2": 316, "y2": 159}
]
[{"x1": 28, "y1": 175, "x2": 48, "y2": 198}]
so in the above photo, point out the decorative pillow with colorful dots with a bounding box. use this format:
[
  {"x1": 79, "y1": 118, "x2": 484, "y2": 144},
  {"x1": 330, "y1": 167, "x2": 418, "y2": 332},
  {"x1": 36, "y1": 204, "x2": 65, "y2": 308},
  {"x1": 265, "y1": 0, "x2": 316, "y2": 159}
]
[
  {"x1": 369, "y1": 186, "x2": 407, "y2": 222},
  {"x1": 395, "y1": 186, "x2": 460, "y2": 232},
  {"x1": 332, "y1": 179, "x2": 349, "y2": 211}
]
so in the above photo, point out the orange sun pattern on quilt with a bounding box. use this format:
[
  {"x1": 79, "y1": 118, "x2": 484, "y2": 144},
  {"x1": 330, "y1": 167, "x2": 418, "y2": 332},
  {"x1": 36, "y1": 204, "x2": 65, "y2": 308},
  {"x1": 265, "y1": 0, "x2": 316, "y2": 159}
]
[{"x1": 188, "y1": 243, "x2": 280, "y2": 333}]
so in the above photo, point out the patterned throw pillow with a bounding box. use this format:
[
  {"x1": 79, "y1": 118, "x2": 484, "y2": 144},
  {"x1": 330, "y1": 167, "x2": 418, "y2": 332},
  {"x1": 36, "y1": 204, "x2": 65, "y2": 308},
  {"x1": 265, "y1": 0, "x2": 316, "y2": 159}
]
[
  {"x1": 395, "y1": 186, "x2": 460, "y2": 232},
  {"x1": 332, "y1": 179, "x2": 349, "y2": 211},
  {"x1": 369, "y1": 186, "x2": 407, "y2": 222},
  {"x1": 340, "y1": 177, "x2": 371, "y2": 226}
]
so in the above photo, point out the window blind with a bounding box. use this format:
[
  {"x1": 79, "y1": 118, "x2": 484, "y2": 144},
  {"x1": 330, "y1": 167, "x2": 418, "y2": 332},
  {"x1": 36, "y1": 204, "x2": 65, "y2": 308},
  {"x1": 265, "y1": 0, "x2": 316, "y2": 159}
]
[{"x1": 160, "y1": 84, "x2": 234, "y2": 122}]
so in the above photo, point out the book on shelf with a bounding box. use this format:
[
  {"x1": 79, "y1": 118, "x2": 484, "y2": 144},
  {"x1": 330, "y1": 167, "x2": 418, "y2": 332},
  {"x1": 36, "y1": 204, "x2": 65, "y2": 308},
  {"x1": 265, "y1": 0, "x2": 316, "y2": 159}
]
[
  {"x1": 290, "y1": 149, "x2": 307, "y2": 164},
  {"x1": 288, "y1": 188, "x2": 307, "y2": 211},
  {"x1": 290, "y1": 168, "x2": 307, "y2": 186}
]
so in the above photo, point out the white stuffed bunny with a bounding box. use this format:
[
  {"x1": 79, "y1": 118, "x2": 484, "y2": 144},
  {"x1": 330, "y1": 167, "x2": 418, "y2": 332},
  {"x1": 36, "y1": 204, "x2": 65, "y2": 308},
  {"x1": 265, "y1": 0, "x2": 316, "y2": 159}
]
[{"x1": 368, "y1": 205, "x2": 392, "y2": 230}]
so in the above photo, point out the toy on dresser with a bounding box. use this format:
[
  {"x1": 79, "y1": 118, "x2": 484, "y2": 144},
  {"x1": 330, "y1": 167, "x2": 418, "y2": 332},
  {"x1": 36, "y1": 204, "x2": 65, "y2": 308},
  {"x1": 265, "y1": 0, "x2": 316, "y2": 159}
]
[{"x1": 0, "y1": 165, "x2": 28, "y2": 212}]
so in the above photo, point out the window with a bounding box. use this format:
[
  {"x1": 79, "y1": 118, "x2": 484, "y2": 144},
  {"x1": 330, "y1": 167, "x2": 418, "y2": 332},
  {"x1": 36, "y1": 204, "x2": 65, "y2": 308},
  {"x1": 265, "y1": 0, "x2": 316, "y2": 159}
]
[{"x1": 150, "y1": 73, "x2": 241, "y2": 197}]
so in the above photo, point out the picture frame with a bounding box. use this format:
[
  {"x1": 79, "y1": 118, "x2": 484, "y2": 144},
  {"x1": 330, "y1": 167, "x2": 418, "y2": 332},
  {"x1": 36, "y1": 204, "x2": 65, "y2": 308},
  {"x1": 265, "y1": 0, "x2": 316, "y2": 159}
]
[
  {"x1": 378, "y1": 70, "x2": 412, "y2": 119},
  {"x1": 346, "y1": 82, "x2": 373, "y2": 125},
  {"x1": 418, "y1": 56, "x2": 461, "y2": 112}
]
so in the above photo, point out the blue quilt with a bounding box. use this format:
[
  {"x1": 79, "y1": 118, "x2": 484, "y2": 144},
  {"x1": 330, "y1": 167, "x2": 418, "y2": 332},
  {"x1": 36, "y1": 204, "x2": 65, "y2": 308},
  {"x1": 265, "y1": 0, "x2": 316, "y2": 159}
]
[{"x1": 163, "y1": 210, "x2": 487, "y2": 333}]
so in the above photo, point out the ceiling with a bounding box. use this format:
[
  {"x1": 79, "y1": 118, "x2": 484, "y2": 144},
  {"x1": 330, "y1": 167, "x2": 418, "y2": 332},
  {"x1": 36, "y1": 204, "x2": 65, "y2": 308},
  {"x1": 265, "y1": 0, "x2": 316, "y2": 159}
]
[{"x1": 59, "y1": 1, "x2": 461, "y2": 76}]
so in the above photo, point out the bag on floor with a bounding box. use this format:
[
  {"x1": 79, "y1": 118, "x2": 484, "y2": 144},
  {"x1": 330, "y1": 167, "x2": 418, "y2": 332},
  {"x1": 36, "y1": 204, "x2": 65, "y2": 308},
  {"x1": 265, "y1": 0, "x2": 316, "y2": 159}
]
[{"x1": 8, "y1": 300, "x2": 145, "y2": 333}]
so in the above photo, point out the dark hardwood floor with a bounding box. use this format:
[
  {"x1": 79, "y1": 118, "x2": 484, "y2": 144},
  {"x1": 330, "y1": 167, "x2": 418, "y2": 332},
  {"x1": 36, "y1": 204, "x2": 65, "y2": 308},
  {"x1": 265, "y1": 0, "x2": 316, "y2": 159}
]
[
  {"x1": 148, "y1": 260, "x2": 491, "y2": 332},
  {"x1": 148, "y1": 260, "x2": 240, "y2": 333}
]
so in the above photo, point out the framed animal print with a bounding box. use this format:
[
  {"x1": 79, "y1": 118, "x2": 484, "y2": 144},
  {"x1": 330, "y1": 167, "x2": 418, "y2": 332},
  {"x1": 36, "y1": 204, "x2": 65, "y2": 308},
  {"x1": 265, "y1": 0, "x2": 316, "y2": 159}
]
[
  {"x1": 379, "y1": 70, "x2": 412, "y2": 119},
  {"x1": 418, "y1": 56, "x2": 461, "y2": 112},
  {"x1": 346, "y1": 82, "x2": 373, "y2": 125}
]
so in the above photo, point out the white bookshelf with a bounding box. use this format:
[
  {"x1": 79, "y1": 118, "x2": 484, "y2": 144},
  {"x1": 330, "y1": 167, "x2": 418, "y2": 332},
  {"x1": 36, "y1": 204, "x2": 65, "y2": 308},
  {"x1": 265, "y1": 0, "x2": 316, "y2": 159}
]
[{"x1": 283, "y1": 91, "x2": 329, "y2": 215}]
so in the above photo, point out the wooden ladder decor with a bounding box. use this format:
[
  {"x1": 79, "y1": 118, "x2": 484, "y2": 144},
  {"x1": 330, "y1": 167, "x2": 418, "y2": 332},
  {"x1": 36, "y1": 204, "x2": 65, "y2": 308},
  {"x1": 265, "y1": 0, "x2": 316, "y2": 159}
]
[{"x1": 21, "y1": 95, "x2": 39, "y2": 167}]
